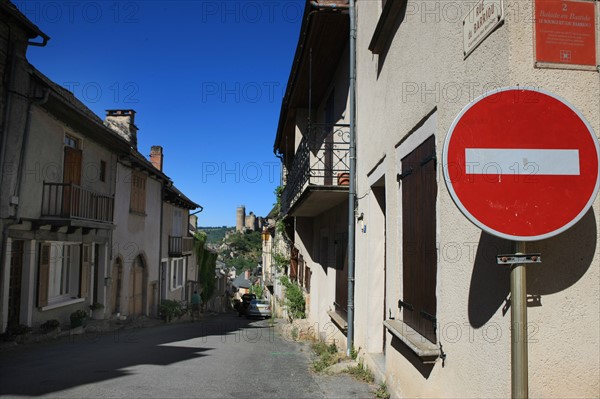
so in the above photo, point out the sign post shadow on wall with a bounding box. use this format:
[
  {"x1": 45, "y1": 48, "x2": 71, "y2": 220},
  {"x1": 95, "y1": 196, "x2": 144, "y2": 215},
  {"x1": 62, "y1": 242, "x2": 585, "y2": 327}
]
[{"x1": 443, "y1": 87, "x2": 600, "y2": 398}]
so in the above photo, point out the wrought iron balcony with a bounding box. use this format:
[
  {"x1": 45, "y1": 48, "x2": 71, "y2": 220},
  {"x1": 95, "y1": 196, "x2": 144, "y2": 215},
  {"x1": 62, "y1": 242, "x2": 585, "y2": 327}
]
[
  {"x1": 169, "y1": 236, "x2": 194, "y2": 257},
  {"x1": 281, "y1": 123, "x2": 350, "y2": 216},
  {"x1": 41, "y1": 182, "x2": 114, "y2": 224}
]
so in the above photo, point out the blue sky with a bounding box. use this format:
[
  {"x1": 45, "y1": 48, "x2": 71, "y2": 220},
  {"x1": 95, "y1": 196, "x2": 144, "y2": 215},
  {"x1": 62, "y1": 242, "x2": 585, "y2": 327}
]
[{"x1": 17, "y1": 0, "x2": 303, "y2": 227}]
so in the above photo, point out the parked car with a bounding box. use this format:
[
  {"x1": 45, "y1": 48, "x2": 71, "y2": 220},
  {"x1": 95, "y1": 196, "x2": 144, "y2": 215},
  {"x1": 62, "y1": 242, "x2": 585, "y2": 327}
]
[
  {"x1": 246, "y1": 299, "x2": 271, "y2": 319},
  {"x1": 237, "y1": 293, "x2": 256, "y2": 316}
]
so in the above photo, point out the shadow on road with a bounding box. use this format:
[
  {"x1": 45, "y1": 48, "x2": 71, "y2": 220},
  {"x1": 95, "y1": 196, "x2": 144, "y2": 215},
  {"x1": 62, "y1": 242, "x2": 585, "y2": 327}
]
[{"x1": 0, "y1": 313, "x2": 267, "y2": 396}]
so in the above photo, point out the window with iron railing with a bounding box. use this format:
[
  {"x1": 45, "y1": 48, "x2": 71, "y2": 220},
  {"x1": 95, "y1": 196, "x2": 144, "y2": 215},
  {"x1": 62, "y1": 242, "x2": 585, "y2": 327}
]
[{"x1": 281, "y1": 123, "x2": 350, "y2": 214}]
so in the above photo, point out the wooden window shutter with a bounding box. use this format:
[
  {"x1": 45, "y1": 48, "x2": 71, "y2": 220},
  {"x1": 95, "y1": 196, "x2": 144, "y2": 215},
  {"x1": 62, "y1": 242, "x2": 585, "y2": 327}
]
[
  {"x1": 63, "y1": 147, "x2": 82, "y2": 185},
  {"x1": 80, "y1": 244, "x2": 91, "y2": 298},
  {"x1": 401, "y1": 136, "x2": 437, "y2": 343},
  {"x1": 37, "y1": 243, "x2": 50, "y2": 307},
  {"x1": 290, "y1": 247, "x2": 299, "y2": 281}
]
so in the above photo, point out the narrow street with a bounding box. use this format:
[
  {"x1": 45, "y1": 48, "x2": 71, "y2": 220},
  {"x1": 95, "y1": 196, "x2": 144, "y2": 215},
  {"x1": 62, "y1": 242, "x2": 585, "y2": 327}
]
[{"x1": 0, "y1": 313, "x2": 374, "y2": 398}]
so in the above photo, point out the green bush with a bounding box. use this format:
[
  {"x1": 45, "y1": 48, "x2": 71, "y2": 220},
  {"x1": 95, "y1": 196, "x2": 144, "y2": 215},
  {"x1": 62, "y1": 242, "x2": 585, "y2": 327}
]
[
  {"x1": 249, "y1": 284, "x2": 264, "y2": 298},
  {"x1": 40, "y1": 319, "x2": 60, "y2": 333},
  {"x1": 280, "y1": 276, "x2": 305, "y2": 320},
  {"x1": 70, "y1": 310, "x2": 88, "y2": 328},
  {"x1": 158, "y1": 300, "x2": 185, "y2": 322}
]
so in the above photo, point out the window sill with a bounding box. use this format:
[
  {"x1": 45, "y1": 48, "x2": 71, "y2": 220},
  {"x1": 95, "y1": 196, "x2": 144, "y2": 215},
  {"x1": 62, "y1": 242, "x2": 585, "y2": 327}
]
[
  {"x1": 129, "y1": 210, "x2": 147, "y2": 216},
  {"x1": 41, "y1": 297, "x2": 85, "y2": 311},
  {"x1": 327, "y1": 310, "x2": 348, "y2": 334},
  {"x1": 384, "y1": 319, "x2": 440, "y2": 363}
]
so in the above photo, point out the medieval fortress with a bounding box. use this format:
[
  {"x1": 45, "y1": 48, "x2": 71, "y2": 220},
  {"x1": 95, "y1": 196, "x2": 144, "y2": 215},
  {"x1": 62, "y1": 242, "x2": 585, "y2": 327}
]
[{"x1": 235, "y1": 205, "x2": 265, "y2": 232}]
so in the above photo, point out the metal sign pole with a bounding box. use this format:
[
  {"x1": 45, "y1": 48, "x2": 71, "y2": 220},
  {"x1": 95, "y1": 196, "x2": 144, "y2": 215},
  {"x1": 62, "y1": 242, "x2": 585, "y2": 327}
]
[{"x1": 511, "y1": 241, "x2": 528, "y2": 399}]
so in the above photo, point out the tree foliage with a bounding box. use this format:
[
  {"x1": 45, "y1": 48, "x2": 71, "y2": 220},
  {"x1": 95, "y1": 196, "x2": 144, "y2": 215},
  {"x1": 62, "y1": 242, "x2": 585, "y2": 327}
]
[{"x1": 194, "y1": 232, "x2": 218, "y2": 302}]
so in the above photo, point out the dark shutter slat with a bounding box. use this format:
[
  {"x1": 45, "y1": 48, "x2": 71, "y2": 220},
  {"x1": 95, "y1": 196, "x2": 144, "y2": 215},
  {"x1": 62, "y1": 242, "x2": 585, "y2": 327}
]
[{"x1": 37, "y1": 243, "x2": 50, "y2": 308}]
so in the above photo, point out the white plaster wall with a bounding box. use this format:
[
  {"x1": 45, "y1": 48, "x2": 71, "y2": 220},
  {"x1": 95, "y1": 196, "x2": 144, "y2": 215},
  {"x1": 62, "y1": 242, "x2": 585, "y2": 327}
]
[
  {"x1": 20, "y1": 107, "x2": 116, "y2": 220},
  {"x1": 353, "y1": 1, "x2": 600, "y2": 398},
  {"x1": 112, "y1": 163, "x2": 162, "y2": 316},
  {"x1": 294, "y1": 203, "x2": 348, "y2": 348}
]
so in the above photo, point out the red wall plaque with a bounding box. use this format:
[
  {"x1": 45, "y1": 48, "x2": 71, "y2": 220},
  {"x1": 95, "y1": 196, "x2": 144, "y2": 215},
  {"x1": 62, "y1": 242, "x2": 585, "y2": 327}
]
[{"x1": 535, "y1": 0, "x2": 597, "y2": 66}]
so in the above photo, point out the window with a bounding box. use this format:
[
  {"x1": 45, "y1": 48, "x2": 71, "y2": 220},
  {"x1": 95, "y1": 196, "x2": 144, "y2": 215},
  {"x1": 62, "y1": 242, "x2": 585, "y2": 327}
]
[
  {"x1": 37, "y1": 242, "x2": 89, "y2": 308},
  {"x1": 173, "y1": 209, "x2": 183, "y2": 236},
  {"x1": 170, "y1": 258, "x2": 185, "y2": 290},
  {"x1": 100, "y1": 160, "x2": 106, "y2": 182},
  {"x1": 64, "y1": 134, "x2": 80, "y2": 149},
  {"x1": 400, "y1": 136, "x2": 438, "y2": 343},
  {"x1": 130, "y1": 170, "x2": 147, "y2": 214}
]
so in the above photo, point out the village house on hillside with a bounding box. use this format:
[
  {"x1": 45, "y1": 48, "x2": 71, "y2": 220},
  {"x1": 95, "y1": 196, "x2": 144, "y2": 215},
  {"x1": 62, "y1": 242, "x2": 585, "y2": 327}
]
[{"x1": 0, "y1": 1, "x2": 201, "y2": 331}]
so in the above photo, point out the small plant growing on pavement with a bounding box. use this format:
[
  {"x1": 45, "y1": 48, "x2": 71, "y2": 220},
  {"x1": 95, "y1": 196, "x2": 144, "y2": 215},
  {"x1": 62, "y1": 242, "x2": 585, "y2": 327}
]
[
  {"x1": 374, "y1": 382, "x2": 391, "y2": 399},
  {"x1": 311, "y1": 340, "x2": 342, "y2": 372},
  {"x1": 345, "y1": 361, "x2": 375, "y2": 384}
]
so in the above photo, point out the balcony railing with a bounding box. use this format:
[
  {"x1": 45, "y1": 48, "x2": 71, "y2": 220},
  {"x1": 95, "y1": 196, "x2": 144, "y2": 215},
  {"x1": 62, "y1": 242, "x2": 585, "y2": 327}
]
[
  {"x1": 41, "y1": 182, "x2": 114, "y2": 223},
  {"x1": 281, "y1": 123, "x2": 350, "y2": 214},
  {"x1": 169, "y1": 236, "x2": 194, "y2": 257}
]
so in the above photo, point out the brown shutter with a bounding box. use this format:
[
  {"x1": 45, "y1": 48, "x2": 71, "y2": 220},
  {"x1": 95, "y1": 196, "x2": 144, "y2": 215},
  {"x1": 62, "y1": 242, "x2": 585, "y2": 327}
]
[
  {"x1": 290, "y1": 247, "x2": 299, "y2": 281},
  {"x1": 401, "y1": 136, "x2": 437, "y2": 343},
  {"x1": 80, "y1": 244, "x2": 91, "y2": 298},
  {"x1": 37, "y1": 243, "x2": 50, "y2": 307},
  {"x1": 63, "y1": 147, "x2": 82, "y2": 185}
]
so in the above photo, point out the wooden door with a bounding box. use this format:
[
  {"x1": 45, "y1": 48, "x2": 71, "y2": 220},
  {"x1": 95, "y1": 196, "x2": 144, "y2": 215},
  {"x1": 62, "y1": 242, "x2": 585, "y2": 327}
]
[
  {"x1": 8, "y1": 240, "x2": 24, "y2": 327},
  {"x1": 130, "y1": 256, "x2": 144, "y2": 316}
]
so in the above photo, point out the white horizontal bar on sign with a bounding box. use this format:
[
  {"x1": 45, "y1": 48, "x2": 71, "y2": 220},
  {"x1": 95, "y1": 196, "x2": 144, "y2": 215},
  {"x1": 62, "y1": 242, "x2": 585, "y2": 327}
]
[{"x1": 464, "y1": 148, "x2": 580, "y2": 175}]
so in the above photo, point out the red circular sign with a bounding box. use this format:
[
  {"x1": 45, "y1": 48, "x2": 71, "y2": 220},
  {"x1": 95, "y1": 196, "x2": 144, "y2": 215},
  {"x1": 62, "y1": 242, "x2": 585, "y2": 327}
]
[{"x1": 442, "y1": 87, "x2": 600, "y2": 241}]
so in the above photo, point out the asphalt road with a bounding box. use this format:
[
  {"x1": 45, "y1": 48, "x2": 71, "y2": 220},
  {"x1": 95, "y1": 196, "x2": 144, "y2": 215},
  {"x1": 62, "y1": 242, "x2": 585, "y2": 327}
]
[{"x1": 0, "y1": 313, "x2": 374, "y2": 398}]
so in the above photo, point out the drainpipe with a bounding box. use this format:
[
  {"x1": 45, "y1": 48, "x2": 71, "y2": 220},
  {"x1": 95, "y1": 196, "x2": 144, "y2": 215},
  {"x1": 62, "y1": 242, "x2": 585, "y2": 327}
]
[{"x1": 346, "y1": 0, "x2": 357, "y2": 358}]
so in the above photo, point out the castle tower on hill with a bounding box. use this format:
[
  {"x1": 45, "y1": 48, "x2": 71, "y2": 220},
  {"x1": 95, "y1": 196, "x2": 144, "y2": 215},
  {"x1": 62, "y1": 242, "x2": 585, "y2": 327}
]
[
  {"x1": 235, "y1": 206, "x2": 265, "y2": 232},
  {"x1": 236, "y1": 205, "x2": 246, "y2": 232}
]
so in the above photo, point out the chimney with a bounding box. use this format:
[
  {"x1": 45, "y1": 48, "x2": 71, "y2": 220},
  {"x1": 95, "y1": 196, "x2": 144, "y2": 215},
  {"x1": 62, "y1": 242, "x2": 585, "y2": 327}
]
[
  {"x1": 104, "y1": 110, "x2": 138, "y2": 149},
  {"x1": 149, "y1": 146, "x2": 163, "y2": 171}
]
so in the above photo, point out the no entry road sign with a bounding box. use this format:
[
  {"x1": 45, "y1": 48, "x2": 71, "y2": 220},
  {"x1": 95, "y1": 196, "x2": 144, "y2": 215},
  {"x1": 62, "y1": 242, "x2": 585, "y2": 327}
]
[{"x1": 442, "y1": 87, "x2": 600, "y2": 241}]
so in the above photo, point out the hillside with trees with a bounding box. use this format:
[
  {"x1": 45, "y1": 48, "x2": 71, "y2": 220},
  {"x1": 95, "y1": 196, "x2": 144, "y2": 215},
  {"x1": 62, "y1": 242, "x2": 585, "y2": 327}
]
[
  {"x1": 219, "y1": 230, "x2": 262, "y2": 272},
  {"x1": 198, "y1": 226, "x2": 232, "y2": 244}
]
